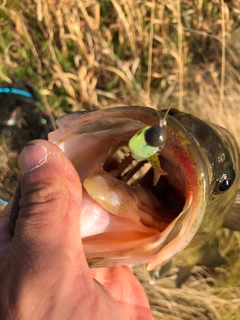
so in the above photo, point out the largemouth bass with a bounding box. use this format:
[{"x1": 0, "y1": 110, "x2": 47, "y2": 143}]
[{"x1": 12, "y1": 106, "x2": 240, "y2": 286}]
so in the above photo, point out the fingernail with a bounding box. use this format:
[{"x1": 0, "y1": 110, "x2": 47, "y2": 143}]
[{"x1": 18, "y1": 142, "x2": 48, "y2": 173}]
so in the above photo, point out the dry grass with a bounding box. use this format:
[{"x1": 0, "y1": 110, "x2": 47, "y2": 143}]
[
  {"x1": 1, "y1": 0, "x2": 240, "y2": 113},
  {"x1": 1, "y1": 0, "x2": 240, "y2": 319},
  {"x1": 134, "y1": 228, "x2": 240, "y2": 319}
]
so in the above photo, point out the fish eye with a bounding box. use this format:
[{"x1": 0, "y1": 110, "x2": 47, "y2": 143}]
[
  {"x1": 218, "y1": 177, "x2": 232, "y2": 192},
  {"x1": 144, "y1": 126, "x2": 167, "y2": 147},
  {"x1": 216, "y1": 167, "x2": 235, "y2": 193}
]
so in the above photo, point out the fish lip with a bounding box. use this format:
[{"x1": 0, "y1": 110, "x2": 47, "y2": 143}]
[{"x1": 49, "y1": 107, "x2": 209, "y2": 269}]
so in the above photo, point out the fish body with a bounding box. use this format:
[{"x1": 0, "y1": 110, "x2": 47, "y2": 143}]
[
  {"x1": 152, "y1": 110, "x2": 240, "y2": 285},
  {"x1": 19, "y1": 106, "x2": 240, "y2": 285}
]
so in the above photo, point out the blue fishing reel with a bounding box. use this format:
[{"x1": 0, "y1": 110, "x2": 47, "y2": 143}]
[{"x1": 0, "y1": 79, "x2": 55, "y2": 207}]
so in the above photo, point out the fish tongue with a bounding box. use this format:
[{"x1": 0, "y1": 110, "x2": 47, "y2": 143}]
[
  {"x1": 83, "y1": 163, "x2": 141, "y2": 223},
  {"x1": 83, "y1": 163, "x2": 167, "y2": 231}
]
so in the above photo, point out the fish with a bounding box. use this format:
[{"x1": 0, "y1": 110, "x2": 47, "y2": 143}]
[{"x1": 12, "y1": 106, "x2": 240, "y2": 287}]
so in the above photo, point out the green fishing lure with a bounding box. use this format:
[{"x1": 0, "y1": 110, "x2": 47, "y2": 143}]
[
  {"x1": 129, "y1": 125, "x2": 167, "y2": 160},
  {"x1": 128, "y1": 118, "x2": 168, "y2": 185}
]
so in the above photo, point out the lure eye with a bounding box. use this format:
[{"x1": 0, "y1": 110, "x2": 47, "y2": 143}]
[
  {"x1": 216, "y1": 167, "x2": 235, "y2": 193},
  {"x1": 168, "y1": 108, "x2": 179, "y2": 116},
  {"x1": 144, "y1": 126, "x2": 167, "y2": 147}
]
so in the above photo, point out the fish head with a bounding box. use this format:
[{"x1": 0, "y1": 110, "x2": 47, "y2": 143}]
[
  {"x1": 48, "y1": 106, "x2": 238, "y2": 270},
  {"x1": 167, "y1": 109, "x2": 240, "y2": 240}
]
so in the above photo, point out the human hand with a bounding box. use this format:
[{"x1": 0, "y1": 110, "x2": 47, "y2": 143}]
[{"x1": 0, "y1": 140, "x2": 153, "y2": 320}]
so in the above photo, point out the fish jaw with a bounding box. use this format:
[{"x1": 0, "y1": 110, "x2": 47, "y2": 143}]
[{"x1": 49, "y1": 107, "x2": 209, "y2": 269}]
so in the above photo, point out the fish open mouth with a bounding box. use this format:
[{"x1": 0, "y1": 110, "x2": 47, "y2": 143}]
[
  {"x1": 93, "y1": 144, "x2": 186, "y2": 233},
  {"x1": 49, "y1": 107, "x2": 208, "y2": 270}
]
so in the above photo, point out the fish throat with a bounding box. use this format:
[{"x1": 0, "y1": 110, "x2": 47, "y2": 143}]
[{"x1": 101, "y1": 141, "x2": 186, "y2": 230}]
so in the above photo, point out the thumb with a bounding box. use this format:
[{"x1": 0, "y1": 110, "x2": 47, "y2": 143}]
[{"x1": 6, "y1": 140, "x2": 88, "y2": 278}]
